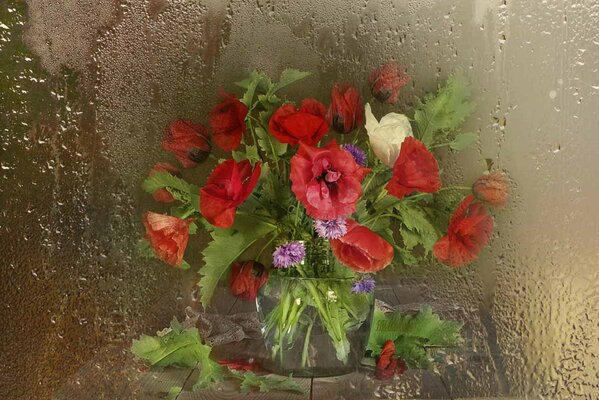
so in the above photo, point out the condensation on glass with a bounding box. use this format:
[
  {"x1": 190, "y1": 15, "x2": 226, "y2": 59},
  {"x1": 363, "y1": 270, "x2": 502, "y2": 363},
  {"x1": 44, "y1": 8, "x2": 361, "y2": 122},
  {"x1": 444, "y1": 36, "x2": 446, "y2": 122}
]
[{"x1": 1, "y1": 0, "x2": 598, "y2": 398}]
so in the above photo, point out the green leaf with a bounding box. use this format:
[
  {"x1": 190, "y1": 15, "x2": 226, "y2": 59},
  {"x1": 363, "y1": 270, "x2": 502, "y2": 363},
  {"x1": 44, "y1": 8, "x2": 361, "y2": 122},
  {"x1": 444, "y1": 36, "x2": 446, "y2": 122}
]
[
  {"x1": 395, "y1": 202, "x2": 440, "y2": 253},
  {"x1": 449, "y1": 132, "x2": 478, "y2": 151},
  {"x1": 198, "y1": 214, "x2": 277, "y2": 307},
  {"x1": 131, "y1": 319, "x2": 210, "y2": 368},
  {"x1": 142, "y1": 171, "x2": 192, "y2": 195},
  {"x1": 255, "y1": 125, "x2": 287, "y2": 158},
  {"x1": 230, "y1": 371, "x2": 305, "y2": 394},
  {"x1": 137, "y1": 238, "x2": 156, "y2": 260},
  {"x1": 413, "y1": 75, "x2": 473, "y2": 147},
  {"x1": 367, "y1": 306, "x2": 462, "y2": 369},
  {"x1": 268, "y1": 68, "x2": 311, "y2": 95},
  {"x1": 166, "y1": 386, "x2": 182, "y2": 400},
  {"x1": 132, "y1": 319, "x2": 225, "y2": 390},
  {"x1": 193, "y1": 358, "x2": 225, "y2": 391}
]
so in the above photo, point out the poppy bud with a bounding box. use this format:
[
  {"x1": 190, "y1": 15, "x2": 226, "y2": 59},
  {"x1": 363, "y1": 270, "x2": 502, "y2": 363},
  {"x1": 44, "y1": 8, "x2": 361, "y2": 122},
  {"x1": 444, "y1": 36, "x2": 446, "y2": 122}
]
[
  {"x1": 368, "y1": 62, "x2": 410, "y2": 105},
  {"x1": 229, "y1": 260, "x2": 269, "y2": 301},
  {"x1": 148, "y1": 162, "x2": 181, "y2": 203},
  {"x1": 472, "y1": 172, "x2": 509, "y2": 208},
  {"x1": 326, "y1": 83, "x2": 364, "y2": 134},
  {"x1": 162, "y1": 120, "x2": 211, "y2": 168}
]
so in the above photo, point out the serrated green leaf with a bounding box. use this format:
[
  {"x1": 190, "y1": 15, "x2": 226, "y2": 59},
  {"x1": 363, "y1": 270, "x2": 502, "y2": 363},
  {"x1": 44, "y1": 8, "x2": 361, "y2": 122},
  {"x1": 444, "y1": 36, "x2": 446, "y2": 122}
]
[
  {"x1": 414, "y1": 75, "x2": 473, "y2": 147},
  {"x1": 166, "y1": 386, "x2": 182, "y2": 400},
  {"x1": 395, "y1": 202, "x2": 440, "y2": 252},
  {"x1": 367, "y1": 306, "x2": 462, "y2": 369},
  {"x1": 449, "y1": 132, "x2": 478, "y2": 151},
  {"x1": 230, "y1": 371, "x2": 305, "y2": 394},
  {"x1": 268, "y1": 68, "x2": 311, "y2": 95},
  {"x1": 255, "y1": 126, "x2": 287, "y2": 158},
  {"x1": 193, "y1": 358, "x2": 225, "y2": 391},
  {"x1": 137, "y1": 238, "x2": 156, "y2": 259},
  {"x1": 132, "y1": 319, "x2": 225, "y2": 390},
  {"x1": 142, "y1": 171, "x2": 192, "y2": 195},
  {"x1": 198, "y1": 214, "x2": 277, "y2": 307},
  {"x1": 245, "y1": 144, "x2": 260, "y2": 162},
  {"x1": 131, "y1": 319, "x2": 208, "y2": 368}
]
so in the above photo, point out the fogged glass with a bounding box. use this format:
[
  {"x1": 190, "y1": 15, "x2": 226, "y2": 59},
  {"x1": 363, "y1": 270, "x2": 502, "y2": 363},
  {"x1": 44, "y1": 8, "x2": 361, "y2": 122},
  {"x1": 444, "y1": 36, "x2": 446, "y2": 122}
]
[{"x1": 1, "y1": 0, "x2": 598, "y2": 399}]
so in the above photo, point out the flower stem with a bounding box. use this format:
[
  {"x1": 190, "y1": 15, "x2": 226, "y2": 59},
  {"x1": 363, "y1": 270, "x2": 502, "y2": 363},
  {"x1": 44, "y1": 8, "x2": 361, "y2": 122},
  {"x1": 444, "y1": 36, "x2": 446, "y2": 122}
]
[{"x1": 301, "y1": 318, "x2": 315, "y2": 368}]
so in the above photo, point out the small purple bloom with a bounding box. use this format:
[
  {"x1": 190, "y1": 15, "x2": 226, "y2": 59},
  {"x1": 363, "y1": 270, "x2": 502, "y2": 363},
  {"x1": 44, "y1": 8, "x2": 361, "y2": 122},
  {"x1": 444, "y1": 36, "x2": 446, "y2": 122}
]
[
  {"x1": 313, "y1": 218, "x2": 348, "y2": 239},
  {"x1": 273, "y1": 241, "x2": 305, "y2": 268},
  {"x1": 342, "y1": 144, "x2": 367, "y2": 166},
  {"x1": 351, "y1": 276, "x2": 376, "y2": 294}
]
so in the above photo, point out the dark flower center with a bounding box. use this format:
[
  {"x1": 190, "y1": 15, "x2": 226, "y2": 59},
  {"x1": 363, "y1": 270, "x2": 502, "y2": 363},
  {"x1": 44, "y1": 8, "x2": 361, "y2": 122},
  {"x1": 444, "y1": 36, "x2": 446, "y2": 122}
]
[
  {"x1": 188, "y1": 147, "x2": 209, "y2": 163},
  {"x1": 316, "y1": 159, "x2": 341, "y2": 185}
]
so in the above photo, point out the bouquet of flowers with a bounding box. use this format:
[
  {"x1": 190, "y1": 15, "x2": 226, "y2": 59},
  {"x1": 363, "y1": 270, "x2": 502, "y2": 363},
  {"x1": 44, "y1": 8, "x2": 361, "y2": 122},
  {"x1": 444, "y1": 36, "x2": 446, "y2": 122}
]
[{"x1": 135, "y1": 62, "x2": 509, "y2": 388}]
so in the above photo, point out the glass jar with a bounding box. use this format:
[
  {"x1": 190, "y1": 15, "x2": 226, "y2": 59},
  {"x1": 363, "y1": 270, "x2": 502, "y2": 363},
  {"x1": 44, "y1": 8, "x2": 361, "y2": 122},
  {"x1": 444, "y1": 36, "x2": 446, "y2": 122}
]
[{"x1": 256, "y1": 275, "x2": 374, "y2": 377}]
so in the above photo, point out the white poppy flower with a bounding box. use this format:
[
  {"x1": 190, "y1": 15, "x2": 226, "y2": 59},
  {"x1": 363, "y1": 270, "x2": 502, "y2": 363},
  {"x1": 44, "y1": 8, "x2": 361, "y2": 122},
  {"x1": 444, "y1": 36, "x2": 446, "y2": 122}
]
[{"x1": 364, "y1": 103, "x2": 413, "y2": 167}]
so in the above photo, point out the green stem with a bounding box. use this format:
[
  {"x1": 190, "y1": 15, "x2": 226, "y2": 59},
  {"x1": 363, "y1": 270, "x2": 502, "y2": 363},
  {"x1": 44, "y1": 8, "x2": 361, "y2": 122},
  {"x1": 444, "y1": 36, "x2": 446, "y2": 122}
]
[
  {"x1": 301, "y1": 318, "x2": 315, "y2": 368},
  {"x1": 255, "y1": 233, "x2": 278, "y2": 263},
  {"x1": 362, "y1": 169, "x2": 379, "y2": 194}
]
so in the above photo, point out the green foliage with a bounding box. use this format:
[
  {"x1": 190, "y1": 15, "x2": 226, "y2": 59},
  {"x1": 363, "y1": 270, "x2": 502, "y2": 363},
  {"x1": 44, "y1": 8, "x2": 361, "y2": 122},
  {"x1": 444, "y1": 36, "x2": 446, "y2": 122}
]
[
  {"x1": 132, "y1": 319, "x2": 212, "y2": 368},
  {"x1": 255, "y1": 125, "x2": 287, "y2": 158},
  {"x1": 166, "y1": 386, "x2": 182, "y2": 400},
  {"x1": 131, "y1": 319, "x2": 225, "y2": 390},
  {"x1": 198, "y1": 214, "x2": 277, "y2": 307},
  {"x1": 229, "y1": 370, "x2": 305, "y2": 394},
  {"x1": 367, "y1": 307, "x2": 462, "y2": 369},
  {"x1": 395, "y1": 201, "x2": 441, "y2": 254},
  {"x1": 449, "y1": 132, "x2": 478, "y2": 151},
  {"x1": 137, "y1": 238, "x2": 156, "y2": 260},
  {"x1": 413, "y1": 75, "x2": 474, "y2": 147},
  {"x1": 268, "y1": 68, "x2": 311, "y2": 96},
  {"x1": 142, "y1": 171, "x2": 192, "y2": 195},
  {"x1": 142, "y1": 171, "x2": 201, "y2": 212}
]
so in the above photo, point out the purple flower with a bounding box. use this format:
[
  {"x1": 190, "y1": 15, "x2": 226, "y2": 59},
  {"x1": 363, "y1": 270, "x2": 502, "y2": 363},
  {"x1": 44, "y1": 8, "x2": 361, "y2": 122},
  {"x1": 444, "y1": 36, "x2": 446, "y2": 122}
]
[
  {"x1": 351, "y1": 276, "x2": 376, "y2": 294},
  {"x1": 314, "y1": 218, "x2": 348, "y2": 239},
  {"x1": 342, "y1": 144, "x2": 367, "y2": 166},
  {"x1": 273, "y1": 241, "x2": 305, "y2": 268}
]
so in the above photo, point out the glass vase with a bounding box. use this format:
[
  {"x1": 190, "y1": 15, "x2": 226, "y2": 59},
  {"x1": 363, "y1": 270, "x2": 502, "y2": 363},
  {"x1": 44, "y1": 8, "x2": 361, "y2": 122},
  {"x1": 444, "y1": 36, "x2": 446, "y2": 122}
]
[{"x1": 256, "y1": 275, "x2": 374, "y2": 377}]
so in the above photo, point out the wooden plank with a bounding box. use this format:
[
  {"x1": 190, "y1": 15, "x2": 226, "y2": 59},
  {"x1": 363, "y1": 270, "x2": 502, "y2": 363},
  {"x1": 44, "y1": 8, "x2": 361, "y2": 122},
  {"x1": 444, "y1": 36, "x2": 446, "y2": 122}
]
[
  {"x1": 311, "y1": 369, "x2": 450, "y2": 400},
  {"x1": 177, "y1": 372, "x2": 311, "y2": 400},
  {"x1": 137, "y1": 368, "x2": 192, "y2": 396}
]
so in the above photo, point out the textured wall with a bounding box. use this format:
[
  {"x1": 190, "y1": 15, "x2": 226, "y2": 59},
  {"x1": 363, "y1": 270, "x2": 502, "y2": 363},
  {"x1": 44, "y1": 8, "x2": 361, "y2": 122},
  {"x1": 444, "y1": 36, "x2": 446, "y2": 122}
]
[{"x1": 1, "y1": 0, "x2": 598, "y2": 399}]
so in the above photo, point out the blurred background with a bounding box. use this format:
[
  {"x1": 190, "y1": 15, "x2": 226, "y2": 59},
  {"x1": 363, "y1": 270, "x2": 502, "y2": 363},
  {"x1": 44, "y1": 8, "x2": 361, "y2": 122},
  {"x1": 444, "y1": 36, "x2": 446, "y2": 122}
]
[{"x1": 1, "y1": 0, "x2": 598, "y2": 399}]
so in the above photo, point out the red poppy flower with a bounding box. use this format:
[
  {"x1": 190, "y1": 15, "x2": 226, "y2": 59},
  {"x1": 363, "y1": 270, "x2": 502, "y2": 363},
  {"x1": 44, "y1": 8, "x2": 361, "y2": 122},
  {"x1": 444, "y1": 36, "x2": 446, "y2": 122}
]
[
  {"x1": 375, "y1": 340, "x2": 398, "y2": 380},
  {"x1": 200, "y1": 159, "x2": 261, "y2": 228},
  {"x1": 209, "y1": 92, "x2": 248, "y2": 151},
  {"x1": 330, "y1": 219, "x2": 394, "y2": 273},
  {"x1": 218, "y1": 359, "x2": 261, "y2": 372},
  {"x1": 162, "y1": 120, "x2": 211, "y2": 169},
  {"x1": 290, "y1": 141, "x2": 370, "y2": 220},
  {"x1": 148, "y1": 162, "x2": 181, "y2": 203},
  {"x1": 326, "y1": 83, "x2": 364, "y2": 134},
  {"x1": 386, "y1": 137, "x2": 441, "y2": 199},
  {"x1": 368, "y1": 61, "x2": 411, "y2": 105},
  {"x1": 433, "y1": 195, "x2": 493, "y2": 268},
  {"x1": 269, "y1": 99, "x2": 329, "y2": 146},
  {"x1": 229, "y1": 260, "x2": 269, "y2": 301},
  {"x1": 472, "y1": 172, "x2": 509, "y2": 208},
  {"x1": 143, "y1": 212, "x2": 192, "y2": 268}
]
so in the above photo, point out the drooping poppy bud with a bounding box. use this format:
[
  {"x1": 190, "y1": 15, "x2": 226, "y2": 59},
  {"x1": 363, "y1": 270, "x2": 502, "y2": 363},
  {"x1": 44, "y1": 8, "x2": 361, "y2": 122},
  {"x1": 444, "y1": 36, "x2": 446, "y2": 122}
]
[
  {"x1": 229, "y1": 261, "x2": 269, "y2": 301},
  {"x1": 148, "y1": 162, "x2": 181, "y2": 203},
  {"x1": 472, "y1": 172, "x2": 509, "y2": 208},
  {"x1": 326, "y1": 83, "x2": 364, "y2": 134},
  {"x1": 162, "y1": 120, "x2": 211, "y2": 168},
  {"x1": 368, "y1": 62, "x2": 410, "y2": 105}
]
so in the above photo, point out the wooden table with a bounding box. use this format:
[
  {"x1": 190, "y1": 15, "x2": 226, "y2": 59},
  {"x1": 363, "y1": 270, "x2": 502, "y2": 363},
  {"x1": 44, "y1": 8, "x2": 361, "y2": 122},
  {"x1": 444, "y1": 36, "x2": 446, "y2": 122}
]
[{"x1": 53, "y1": 283, "x2": 508, "y2": 399}]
